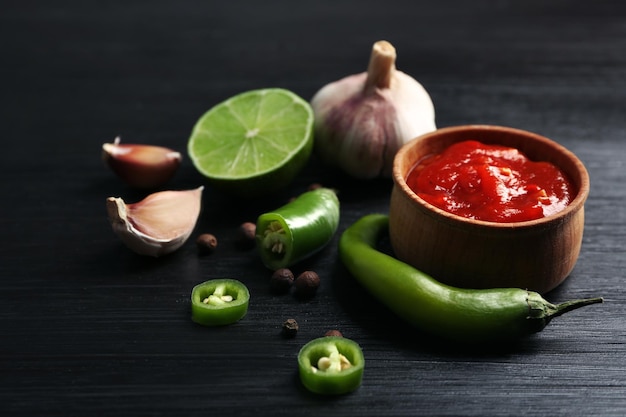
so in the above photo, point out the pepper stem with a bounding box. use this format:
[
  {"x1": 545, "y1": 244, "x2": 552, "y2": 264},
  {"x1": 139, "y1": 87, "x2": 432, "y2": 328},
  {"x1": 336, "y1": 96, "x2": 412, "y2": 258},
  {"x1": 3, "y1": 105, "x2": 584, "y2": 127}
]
[
  {"x1": 364, "y1": 40, "x2": 397, "y2": 91},
  {"x1": 550, "y1": 297, "x2": 604, "y2": 319},
  {"x1": 526, "y1": 293, "x2": 604, "y2": 334}
]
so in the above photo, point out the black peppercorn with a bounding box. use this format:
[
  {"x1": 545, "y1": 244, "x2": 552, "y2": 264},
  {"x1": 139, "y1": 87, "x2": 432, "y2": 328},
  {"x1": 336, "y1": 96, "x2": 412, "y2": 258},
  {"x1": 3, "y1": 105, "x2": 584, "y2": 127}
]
[
  {"x1": 282, "y1": 318, "x2": 299, "y2": 338},
  {"x1": 293, "y1": 270, "x2": 320, "y2": 299},
  {"x1": 196, "y1": 233, "x2": 218, "y2": 254},
  {"x1": 324, "y1": 329, "x2": 343, "y2": 337},
  {"x1": 270, "y1": 268, "x2": 294, "y2": 294},
  {"x1": 236, "y1": 222, "x2": 256, "y2": 250}
]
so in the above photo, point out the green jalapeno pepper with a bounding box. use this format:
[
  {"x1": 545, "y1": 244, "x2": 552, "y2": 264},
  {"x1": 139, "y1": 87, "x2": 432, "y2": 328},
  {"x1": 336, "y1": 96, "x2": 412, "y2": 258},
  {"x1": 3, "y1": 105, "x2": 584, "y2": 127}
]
[
  {"x1": 256, "y1": 187, "x2": 340, "y2": 270},
  {"x1": 297, "y1": 336, "x2": 364, "y2": 395},
  {"x1": 191, "y1": 279, "x2": 250, "y2": 326},
  {"x1": 339, "y1": 214, "x2": 603, "y2": 343}
]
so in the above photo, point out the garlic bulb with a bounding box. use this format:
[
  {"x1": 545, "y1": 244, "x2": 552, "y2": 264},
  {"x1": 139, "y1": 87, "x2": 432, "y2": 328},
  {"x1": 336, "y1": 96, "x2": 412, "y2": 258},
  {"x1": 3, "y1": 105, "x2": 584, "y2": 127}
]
[
  {"x1": 311, "y1": 40, "x2": 436, "y2": 178},
  {"x1": 106, "y1": 187, "x2": 203, "y2": 257}
]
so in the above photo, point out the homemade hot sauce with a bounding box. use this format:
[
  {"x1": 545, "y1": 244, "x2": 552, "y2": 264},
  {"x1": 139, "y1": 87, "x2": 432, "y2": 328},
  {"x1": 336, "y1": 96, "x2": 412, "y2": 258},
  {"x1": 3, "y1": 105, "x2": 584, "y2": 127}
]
[{"x1": 406, "y1": 140, "x2": 574, "y2": 223}]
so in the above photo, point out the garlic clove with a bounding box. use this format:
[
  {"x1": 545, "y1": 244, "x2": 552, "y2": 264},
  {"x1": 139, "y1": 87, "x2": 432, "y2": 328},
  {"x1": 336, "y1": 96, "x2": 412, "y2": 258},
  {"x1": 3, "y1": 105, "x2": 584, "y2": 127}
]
[
  {"x1": 102, "y1": 137, "x2": 182, "y2": 189},
  {"x1": 311, "y1": 40, "x2": 436, "y2": 179},
  {"x1": 106, "y1": 186, "x2": 203, "y2": 257}
]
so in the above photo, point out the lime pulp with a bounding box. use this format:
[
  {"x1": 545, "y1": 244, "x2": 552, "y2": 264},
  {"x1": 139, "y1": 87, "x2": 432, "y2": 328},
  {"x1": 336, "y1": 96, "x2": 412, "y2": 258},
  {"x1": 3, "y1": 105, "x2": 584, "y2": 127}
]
[{"x1": 188, "y1": 88, "x2": 314, "y2": 196}]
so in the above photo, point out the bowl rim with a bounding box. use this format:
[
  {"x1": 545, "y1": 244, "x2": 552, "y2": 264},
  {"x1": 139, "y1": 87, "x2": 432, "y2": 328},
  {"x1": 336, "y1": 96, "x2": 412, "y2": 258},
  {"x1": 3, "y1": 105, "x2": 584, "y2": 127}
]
[{"x1": 392, "y1": 124, "x2": 590, "y2": 230}]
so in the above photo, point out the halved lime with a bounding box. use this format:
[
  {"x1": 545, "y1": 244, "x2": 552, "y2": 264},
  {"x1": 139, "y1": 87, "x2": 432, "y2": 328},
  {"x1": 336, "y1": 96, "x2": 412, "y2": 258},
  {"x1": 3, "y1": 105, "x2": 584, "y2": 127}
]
[{"x1": 188, "y1": 88, "x2": 314, "y2": 197}]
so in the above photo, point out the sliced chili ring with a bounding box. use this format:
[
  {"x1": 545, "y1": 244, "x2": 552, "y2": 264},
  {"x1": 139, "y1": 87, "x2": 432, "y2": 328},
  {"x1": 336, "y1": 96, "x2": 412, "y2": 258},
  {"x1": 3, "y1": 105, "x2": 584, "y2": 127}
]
[
  {"x1": 191, "y1": 279, "x2": 250, "y2": 326},
  {"x1": 297, "y1": 336, "x2": 364, "y2": 395}
]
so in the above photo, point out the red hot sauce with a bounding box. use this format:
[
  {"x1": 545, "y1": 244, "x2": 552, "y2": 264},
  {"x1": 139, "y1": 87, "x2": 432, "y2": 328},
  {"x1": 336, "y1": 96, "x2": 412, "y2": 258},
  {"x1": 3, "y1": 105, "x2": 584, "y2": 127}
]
[{"x1": 406, "y1": 140, "x2": 574, "y2": 223}]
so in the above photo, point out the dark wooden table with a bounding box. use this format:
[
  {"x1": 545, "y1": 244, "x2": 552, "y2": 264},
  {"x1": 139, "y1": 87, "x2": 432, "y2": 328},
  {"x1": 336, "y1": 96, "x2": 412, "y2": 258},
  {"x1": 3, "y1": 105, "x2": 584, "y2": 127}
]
[{"x1": 2, "y1": 1, "x2": 625, "y2": 416}]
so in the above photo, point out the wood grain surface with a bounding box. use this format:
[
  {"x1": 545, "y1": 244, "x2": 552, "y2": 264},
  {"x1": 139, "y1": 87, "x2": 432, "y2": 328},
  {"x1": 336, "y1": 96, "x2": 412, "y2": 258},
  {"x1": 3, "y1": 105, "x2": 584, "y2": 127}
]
[{"x1": 1, "y1": 1, "x2": 625, "y2": 416}]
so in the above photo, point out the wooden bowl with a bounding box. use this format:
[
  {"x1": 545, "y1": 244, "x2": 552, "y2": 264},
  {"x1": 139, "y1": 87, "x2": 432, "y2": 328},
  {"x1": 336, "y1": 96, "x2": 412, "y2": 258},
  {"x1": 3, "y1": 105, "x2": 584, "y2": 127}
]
[{"x1": 389, "y1": 125, "x2": 589, "y2": 294}]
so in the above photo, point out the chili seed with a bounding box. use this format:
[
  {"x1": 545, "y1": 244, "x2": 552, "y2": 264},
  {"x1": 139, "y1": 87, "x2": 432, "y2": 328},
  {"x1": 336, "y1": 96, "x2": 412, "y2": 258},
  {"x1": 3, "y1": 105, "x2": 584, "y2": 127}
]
[
  {"x1": 282, "y1": 318, "x2": 299, "y2": 338},
  {"x1": 317, "y1": 357, "x2": 333, "y2": 371},
  {"x1": 270, "y1": 268, "x2": 294, "y2": 294},
  {"x1": 196, "y1": 233, "x2": 218, "y2": 254},
  {"x1": 315, "y1": 354, "x2": 351, "y2": 372},
  {"x1": 294, "y1": 271, "x2": 320, "y2": 299}
]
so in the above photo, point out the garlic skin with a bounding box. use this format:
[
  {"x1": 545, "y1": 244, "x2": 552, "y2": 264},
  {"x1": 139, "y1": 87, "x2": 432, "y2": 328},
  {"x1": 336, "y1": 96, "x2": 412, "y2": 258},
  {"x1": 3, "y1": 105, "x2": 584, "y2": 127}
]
[
  {"x1": 106, "y1": 187, "x2": 203, "y2": 257},
  {"x1": 311, "y1": 40, "x2": 436, "y2": 179},
  {"x1": 102, "y1": 137, "x2": 182, "y2": 189}
]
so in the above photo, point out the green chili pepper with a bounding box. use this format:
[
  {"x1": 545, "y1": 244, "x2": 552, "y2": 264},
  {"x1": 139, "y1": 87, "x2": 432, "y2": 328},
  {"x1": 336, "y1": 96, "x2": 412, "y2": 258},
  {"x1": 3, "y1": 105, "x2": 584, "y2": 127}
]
[
  {"x1": 339, "y1": 214, "x2": 603, "y2": 343},
  {"x1": 297, "y1": 336, "x2": 364, "y2": 395},
  {"x1": 191, "y1": 279, "x2": 250, "y2": 326},
  {"x1": 256, "y1": 187, "x2": 340, "y2": 270}
]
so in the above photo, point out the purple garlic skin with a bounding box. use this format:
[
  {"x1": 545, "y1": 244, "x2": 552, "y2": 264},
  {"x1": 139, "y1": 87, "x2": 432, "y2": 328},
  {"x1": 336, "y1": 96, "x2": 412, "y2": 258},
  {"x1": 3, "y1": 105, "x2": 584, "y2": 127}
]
[{"x1": 311, "y1": 41, "x2": 436, "y2": 179}]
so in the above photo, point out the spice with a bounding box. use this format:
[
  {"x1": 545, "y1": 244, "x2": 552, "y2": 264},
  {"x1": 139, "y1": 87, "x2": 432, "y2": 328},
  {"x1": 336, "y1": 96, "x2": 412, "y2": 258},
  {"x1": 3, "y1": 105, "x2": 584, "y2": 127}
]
[
  {"x1": 196, "y1": 233, "x2": 218, "y2": 254},
  {"x1": 293, "y1": 271, "x2": 321, "y2": 299},
  {"x1": 236, "y1": 222, "x2": 256, "y2": 250},
  {"x1": 270, "y1": 268, "x2": 295, "y2": 294},
  {"x1": 282, "y1": 318, "x2": 299, "y2": 338},
  {"x1": 324, "y1": 330, "x2": 343, "y2": 338},
  {"x1": 339, "y1": 214, "x2": 603, "y2": 343}
]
